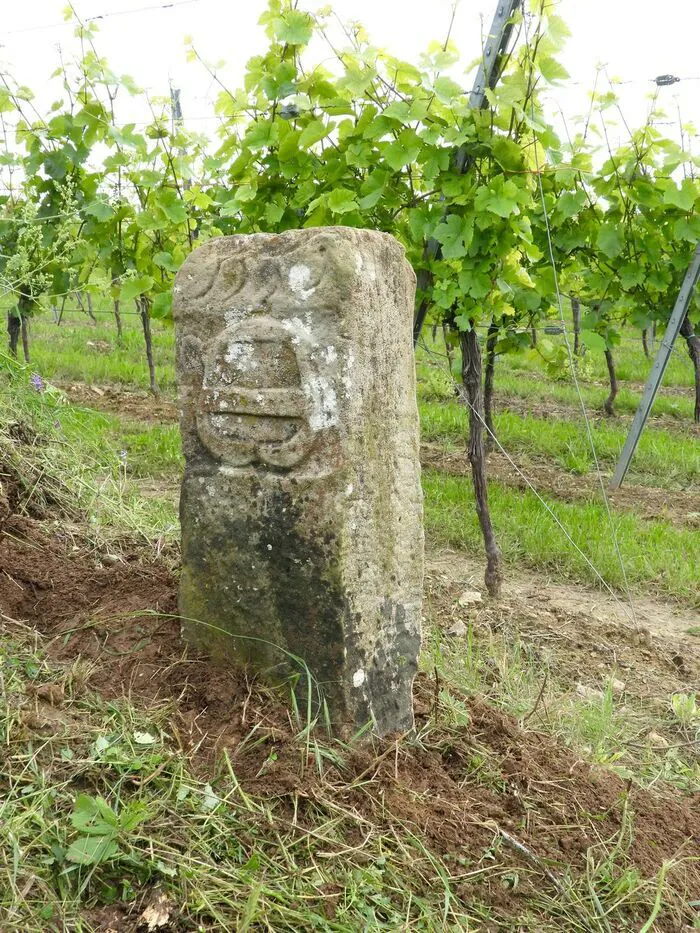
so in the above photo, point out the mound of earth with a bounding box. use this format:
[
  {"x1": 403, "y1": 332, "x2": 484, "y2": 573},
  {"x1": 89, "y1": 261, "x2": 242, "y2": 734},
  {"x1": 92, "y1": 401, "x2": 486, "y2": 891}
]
[
  {"x1": 0, "y1": 420, "x2": 78, "y2": 524},
  {"x1": 1, "y1": 504, "x2": 699, "y2": 930}
]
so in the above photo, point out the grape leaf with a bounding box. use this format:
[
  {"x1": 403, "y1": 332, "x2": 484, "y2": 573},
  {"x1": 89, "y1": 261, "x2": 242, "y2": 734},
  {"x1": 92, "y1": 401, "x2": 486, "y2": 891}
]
[
  {"x1": 596, "y1": 224, "x2": 624, "y2": 259},
  {"x1": 273, "y1": 11, "x2": 313, "y2": 46},
  {"x1": 327, "y1": 188, "x2": 358, "y2": 214}
]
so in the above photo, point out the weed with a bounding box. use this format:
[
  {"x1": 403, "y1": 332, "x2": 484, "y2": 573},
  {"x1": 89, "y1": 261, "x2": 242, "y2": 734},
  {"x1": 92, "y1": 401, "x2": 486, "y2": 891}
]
[
  {"x1": 671, "y1": 693, "x2": 699, "y2": 730},
  {"x1": 0, "y1": 356, "x2": 178, "y2": 546}
]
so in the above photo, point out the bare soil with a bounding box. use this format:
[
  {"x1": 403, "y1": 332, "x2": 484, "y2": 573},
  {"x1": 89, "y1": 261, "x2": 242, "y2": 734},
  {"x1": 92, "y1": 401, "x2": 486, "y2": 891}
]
[
  {"x1": 494, "y1": 388, "x2": 700, "y2": 437},
  {"x1": 1, "y1": 503, "x2": 699, "y2": 930},
  {"x1": 57, "y1": 381, "x2": 178, "y2": 423},
  {"x1": 425, "y1": 549, "x2": 700, "y2": 708},
  {"x1": 422, "y1": 443, "x2": 700, "y2": 529}
]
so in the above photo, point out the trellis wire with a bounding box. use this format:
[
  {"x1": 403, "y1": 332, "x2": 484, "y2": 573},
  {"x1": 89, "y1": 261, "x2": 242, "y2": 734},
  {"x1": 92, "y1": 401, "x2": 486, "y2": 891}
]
[
  {"x1": 5, "y1": 0, "x2": 200, "y2": 36},
  {"x1": 522, "y1": 11, "x2": 638, "y2": 626},
  {"x1": 419, "y1": 339, "x2": 637, "y2": 624}
]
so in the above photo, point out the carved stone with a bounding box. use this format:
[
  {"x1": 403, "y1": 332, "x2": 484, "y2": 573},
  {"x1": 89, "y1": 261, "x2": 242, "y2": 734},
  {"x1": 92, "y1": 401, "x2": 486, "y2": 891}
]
[{"x1": 173, "y1": 228, "x2": 423, "y2": 735}]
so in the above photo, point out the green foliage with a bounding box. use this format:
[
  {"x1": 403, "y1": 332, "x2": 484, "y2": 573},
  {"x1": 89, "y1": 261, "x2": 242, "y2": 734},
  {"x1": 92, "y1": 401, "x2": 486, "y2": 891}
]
[
  {"x1": 0, "y1": 16, "x2": 208, "y2": 336},
  {"x1": 670, "y1": 693, "x2": 699, "y2": 729},
  {"x1": 0, "y1": 0, "x2": 698, "y2": 392},
  {"x1": 66, "y1": 795, "x2": 150, "y2": 866},
  {"x1": 0, "y1": 187, "x2": 76, "y2": 314}
]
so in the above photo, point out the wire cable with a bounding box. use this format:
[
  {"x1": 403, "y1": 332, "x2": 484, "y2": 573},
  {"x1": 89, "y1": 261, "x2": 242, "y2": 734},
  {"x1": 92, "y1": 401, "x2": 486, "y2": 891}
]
[
  {"x1": 522, "y1": 13, "x2": 638, "y2": 626},
  {"x1": 4, "y1": 0, "x2": 200, "y2": 36},
  {"x1": 418, "y1": 338, "x2": 636, "y2": 626}
]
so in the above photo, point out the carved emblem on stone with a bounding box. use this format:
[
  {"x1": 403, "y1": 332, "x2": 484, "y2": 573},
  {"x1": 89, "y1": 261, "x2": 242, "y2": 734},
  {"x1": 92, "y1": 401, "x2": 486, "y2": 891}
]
[{"x1": 196, "y1": 315, "x2": 316, "y2": 469}]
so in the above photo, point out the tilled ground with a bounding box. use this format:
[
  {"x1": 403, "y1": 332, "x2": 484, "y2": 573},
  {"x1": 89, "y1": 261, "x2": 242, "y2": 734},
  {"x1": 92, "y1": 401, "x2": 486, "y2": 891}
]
[
  {"x1": 1, "y1": 506, "x2": 699, "y2": 930},
  {"x1": 425, "y1": 548, "x2": 700, "y2": 711},
  {"x1": 421, "y1": 443, "x2": 700, "y2": 529}
]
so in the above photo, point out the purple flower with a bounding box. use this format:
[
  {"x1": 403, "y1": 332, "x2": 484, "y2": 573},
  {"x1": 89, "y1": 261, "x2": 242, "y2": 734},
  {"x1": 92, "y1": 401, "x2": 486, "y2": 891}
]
[{"x1": 30, "y1": 373, "x2": 44, "y2": 392}]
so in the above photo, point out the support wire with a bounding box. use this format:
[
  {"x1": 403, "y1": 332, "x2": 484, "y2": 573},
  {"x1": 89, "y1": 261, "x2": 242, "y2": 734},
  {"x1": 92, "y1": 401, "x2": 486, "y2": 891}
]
[
  {"x1": 419, "y1": 338, "x2": 636, "y2": 627},
  {"x1": 522, "y1": 12, "x2": 638, "y2": 626}
]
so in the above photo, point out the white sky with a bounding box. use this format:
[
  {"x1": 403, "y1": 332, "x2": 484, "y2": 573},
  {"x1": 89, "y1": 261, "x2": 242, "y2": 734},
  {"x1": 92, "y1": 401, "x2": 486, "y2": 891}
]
[{"x1": 2, "y1": 0, "x2": 699, "y2": 156}]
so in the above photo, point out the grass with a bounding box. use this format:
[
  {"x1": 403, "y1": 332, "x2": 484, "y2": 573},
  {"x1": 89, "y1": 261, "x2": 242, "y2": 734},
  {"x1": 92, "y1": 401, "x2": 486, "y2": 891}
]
[
  {"x1": 498, "y1": 337, "x2": 696, "y2": 389},
  {"x1": 2, "y1": 328, "x2": 699, "y2": 929},
  {"x1": 114, "y1": 421, "x2": 182, "y2": 479},
  {"x1": 423, "y1": 469, "x2": 700, "y2": 606},
  {"x1": 1, "y1": 618, "x2": 695, "y2": 932},
  {"x1": 0, "y1": 355, "x2": 178, "y2": 544},
  {"x1": 420, "y1": 399, "x2": 700, "y2": 487},
  {"x1": 424, "y1": 620, "x2": 700, "y2": 792},
  {"x1": 493, "y1": 370, "x2": 696, "y2": 422},
  {"x1": 3, "y1": 631, "x2": 456, "y2": 931},
  {"x1": 415, "y1": 334, "x2": 699, "y2": 610},
  {"x1": 27, "y1": 311, "x2": 696, "y2": 403},
  {"x1": 29, "y1": 310, "x2": 176, "y2": 391}
]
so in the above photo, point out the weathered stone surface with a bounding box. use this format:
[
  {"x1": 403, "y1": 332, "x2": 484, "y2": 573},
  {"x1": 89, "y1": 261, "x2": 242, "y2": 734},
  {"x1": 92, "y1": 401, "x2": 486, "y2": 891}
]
[{"x1": 173, "y1": 227, "x2": 423, "y2": 735}]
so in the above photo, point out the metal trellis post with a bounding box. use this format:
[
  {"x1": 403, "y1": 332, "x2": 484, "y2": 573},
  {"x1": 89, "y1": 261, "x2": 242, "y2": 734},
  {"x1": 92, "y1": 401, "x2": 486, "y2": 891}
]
[
  {"x1": 609, "y1": 241, "x2": 700, "y2": 489},
  {"x1": 469, "y1": 0, "x2": 521, "y2": 111}
]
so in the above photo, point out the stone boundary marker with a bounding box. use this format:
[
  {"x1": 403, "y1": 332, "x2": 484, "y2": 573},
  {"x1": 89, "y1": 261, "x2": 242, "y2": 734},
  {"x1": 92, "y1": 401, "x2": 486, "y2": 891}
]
[{"x1": 173, "y1": 227, "x2": 423, "y2": 735}]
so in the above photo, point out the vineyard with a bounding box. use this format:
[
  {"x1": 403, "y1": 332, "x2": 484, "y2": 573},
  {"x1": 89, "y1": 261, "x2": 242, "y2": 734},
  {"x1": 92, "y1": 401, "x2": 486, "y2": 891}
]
[{"x1": 1, "y1": 1, "x2": 699, "y2": 930}]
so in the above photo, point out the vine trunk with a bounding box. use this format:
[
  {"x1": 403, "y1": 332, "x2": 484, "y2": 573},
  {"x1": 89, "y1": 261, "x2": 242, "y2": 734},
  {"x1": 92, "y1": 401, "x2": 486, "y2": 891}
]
[
  {"x1": 460, "y1": 326, "x2": 502, "y2": 598},
  {"x1": 484, "y1": 318, "x2": 498, "y2": 451},
  {"x1": 604, "y1": 348, "x2": 617, "y2": 416},
  {"x1": 680, "y1": 314, "x2": 700, "y2": 423}
]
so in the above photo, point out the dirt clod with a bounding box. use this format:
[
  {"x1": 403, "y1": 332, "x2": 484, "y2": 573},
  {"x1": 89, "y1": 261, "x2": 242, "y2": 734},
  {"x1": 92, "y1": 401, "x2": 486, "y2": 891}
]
[{"x1": 1, "y1": 513, "x2": 699, "y2": 930}]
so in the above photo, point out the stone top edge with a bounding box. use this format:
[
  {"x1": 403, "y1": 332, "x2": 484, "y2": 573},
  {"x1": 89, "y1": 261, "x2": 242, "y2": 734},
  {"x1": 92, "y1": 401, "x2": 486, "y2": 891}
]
[
  {"x1": 172, "y1": 226, "x2": 416, "y2": 317},
  {"x1": 176, "y1": 227, "x2": 409, "y2": 263},
  {"x1": 192, "y1": 226, "x2": 402, "y2": 241}
]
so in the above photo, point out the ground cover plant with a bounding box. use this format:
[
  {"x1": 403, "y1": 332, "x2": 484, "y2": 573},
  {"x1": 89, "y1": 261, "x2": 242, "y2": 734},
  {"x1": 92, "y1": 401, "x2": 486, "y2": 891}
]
[
  {"x1": 1, "y1": 0, "x2": 699, "y2": 929},
  {"x1": 0, "y1": 0, "x2": 698, "y2": 592},
  {"x1": 2, "y1": 277, "x2": 699, "y2": 931}
]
